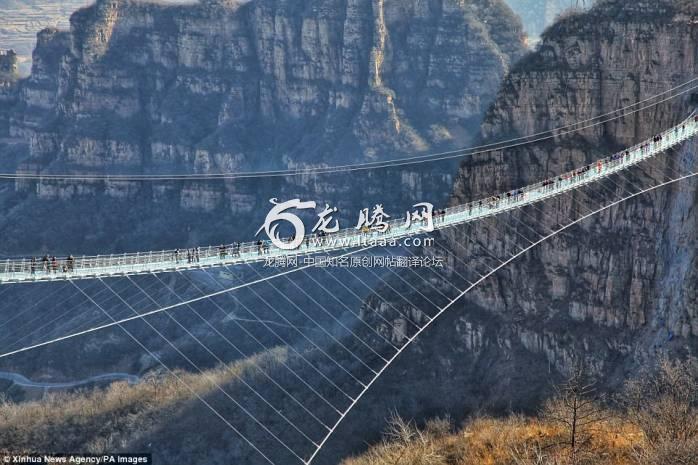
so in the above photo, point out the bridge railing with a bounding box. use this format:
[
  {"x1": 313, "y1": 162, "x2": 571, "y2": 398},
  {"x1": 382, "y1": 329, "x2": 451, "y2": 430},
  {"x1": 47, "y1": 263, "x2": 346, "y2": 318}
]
[{"x1": 442, "y1": 115, "x2": 697, "y2": 221}]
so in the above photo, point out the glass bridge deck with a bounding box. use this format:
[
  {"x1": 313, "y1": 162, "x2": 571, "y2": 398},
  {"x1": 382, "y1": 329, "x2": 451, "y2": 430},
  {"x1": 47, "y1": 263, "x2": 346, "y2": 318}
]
[{"x1": 1, "y1": 115, "x2": 696, "y2": 284}]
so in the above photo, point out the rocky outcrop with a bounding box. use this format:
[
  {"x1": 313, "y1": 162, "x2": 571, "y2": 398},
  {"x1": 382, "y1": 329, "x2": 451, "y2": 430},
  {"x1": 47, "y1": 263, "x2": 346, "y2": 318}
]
[
  {"x1": 7, "y1": 0, "x2": 523, "y2": 198},
  {"x1": 450, "y1": 0, "x2": 698, "y2": 363},
  {"x1": 0, "y1": 0, "x2": 527, "y2": 385},
  {"x1": 337, "y1": 2, "x2": 698, "y2": 455},
  {"x1": 0, "y1": 50, "x2": 18, "y2": 82},
  {"x1": 0, "y1": 0, "x2": 525, "y2": 253},
  {"x1": 9, "y1": 28, "x2": 71, "y2": 143},
  {"x1": 397, "y1": 0, "x2": 697, "y2": 388},
  {"x1": 0, "y1": 50, "x2": 19, "y2": 138}
]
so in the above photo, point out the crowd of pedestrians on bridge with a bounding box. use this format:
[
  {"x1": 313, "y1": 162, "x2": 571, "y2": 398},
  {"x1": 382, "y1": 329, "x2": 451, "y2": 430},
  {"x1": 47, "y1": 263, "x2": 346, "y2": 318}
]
[
  {"x1": 174, "y1": 247, "x2": 202, "y2": 264},
  {"x1": 28, "y1": 255, "x2": 75, "y2": 275},
  {"x1": 172, "y1": 243, "x2": 243, "y2": 264},
  {"x1": 25, "y1": 243, "x2": 250, "y2": 276}
]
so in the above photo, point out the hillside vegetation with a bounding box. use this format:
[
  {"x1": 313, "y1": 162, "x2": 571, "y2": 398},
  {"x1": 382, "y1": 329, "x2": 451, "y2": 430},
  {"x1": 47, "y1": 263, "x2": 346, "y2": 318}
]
[
  {"x1": 0, "y1": 348, "x2": 288, "y2": 454},
  {"x1": 343, "y1": 415, "x2": 640, "y2": 465},
  {"x1": 342, "y1": 359, "x2": 698, "y2": 465},
  {"x1": 1, "y1": 355, "x2": 695, "y2": 465}
]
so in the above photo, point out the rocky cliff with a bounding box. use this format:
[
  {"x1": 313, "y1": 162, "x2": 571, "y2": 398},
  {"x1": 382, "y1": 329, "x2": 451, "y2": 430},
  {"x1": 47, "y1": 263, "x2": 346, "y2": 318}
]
[
  {"x1": 0, "y1": 50, "x2": 19, "y2": 138},
  {"x1": 338, "y1": 2, "x2": 698, "y2": 453},
  {"x1": 451, "y1": 0, "x2": 698, "y2": 353},
  {"x1": 0, "y1": 0, "x2": 525, "y2": 255},
  {"x1": 0, "y1": 50, "x2": 18, "y2": 82}
]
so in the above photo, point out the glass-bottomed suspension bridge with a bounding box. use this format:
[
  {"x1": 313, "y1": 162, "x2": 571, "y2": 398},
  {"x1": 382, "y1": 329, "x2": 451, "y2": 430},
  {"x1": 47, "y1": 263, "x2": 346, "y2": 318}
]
[
  {"x1": 0, "y1": 113, "x2": 695, "y2": 285},
  {"x1": 0, "y1": 84, "x2": 697, "y2": 465}
]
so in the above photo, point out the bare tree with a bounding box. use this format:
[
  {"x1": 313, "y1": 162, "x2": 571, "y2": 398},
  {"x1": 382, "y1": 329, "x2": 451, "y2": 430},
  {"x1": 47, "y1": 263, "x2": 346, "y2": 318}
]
[
  {"x1": 619, "y1": 358, "x2": 698, "y2": 465},
  {"x1": 511, "y1": 442, "x2": 563, "y2": 465},
  {"x1": 378, "y1": 413, "x2": 443, "y2": 465},
  {"x1": 541, "y1": 366, "x2": 606, "y2": 464}
]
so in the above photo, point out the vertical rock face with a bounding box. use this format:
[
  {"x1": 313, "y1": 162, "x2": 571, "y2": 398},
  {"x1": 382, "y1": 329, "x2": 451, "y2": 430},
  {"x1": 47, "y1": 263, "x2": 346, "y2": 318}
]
[
  {"x1": 0, "y1": 0, "x2": 525, "y2": 251},
  {"x1": 10, "y1": 29, "x2": 71, "y2": 144},
  {"x1": 9, "y1": 0, "x2": 523, "y2": 184},
  {"x1": 332, "y1": 4, "x2": 698, "y2": 458},
  {"x1": 447, "y1": 0, "x2": 698, "y2": 384},
  {"x1": 0, "y1": 50, "x2": 19, "y2": 138},
  {"x1": 0, "y1": 50, "x2": 19, "y2": 82}
]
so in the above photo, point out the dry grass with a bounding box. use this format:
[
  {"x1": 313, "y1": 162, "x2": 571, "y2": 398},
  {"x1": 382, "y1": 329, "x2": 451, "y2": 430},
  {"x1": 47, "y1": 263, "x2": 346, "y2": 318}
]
[
  {"x1": 345, "y1": 360, "x2": 698, "y2": 465},
  {"x1": 342, "y1": 415, "x2": 643, "y2": 465},
  {"x1": 0, "y1": 347, "x2": 288, "y2": 454}
]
